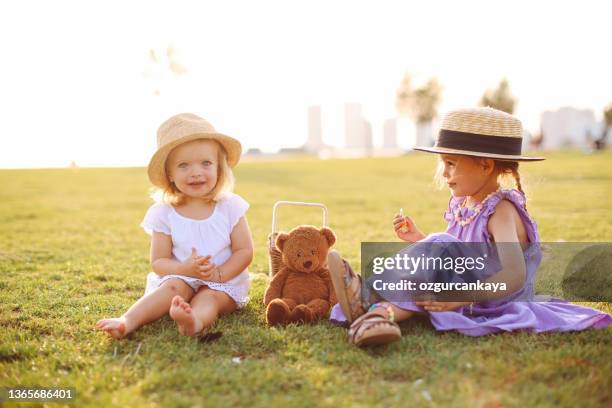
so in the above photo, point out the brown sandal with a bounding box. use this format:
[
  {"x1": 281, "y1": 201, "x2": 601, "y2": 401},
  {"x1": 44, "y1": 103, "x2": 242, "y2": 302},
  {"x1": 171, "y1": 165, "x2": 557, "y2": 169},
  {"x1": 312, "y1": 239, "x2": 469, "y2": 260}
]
[
  {"x1": 348, "y1": 309, "x2": 401, "y2": 347},
  {"x1": 328, "y1": 250, "x2": 367, "y2": 323}
]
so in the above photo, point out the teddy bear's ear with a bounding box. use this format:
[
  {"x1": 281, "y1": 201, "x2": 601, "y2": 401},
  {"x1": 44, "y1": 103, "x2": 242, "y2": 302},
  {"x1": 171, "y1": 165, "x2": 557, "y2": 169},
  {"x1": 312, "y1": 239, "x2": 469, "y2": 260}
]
[
  {"x1": 320, "y1": 227, "x2": 336, "y2": 247},
  {"x1": 275, "y1": 233, "x2": 290, "y2": 252}
]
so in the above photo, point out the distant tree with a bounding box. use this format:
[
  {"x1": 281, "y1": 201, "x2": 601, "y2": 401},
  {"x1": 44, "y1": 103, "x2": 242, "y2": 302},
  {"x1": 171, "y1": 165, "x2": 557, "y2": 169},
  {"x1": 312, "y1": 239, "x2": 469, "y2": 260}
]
[
  {"x1": 412, "y1": 79, "x2": 442, "y2": 124},
  {"x1": 396, "y1": 73, "x2": 442, "y2": 123},
  {"x1": 604, "y1": 102, "x2": 612, "y2": 129},
  {"x1": 594, "y1": 102, "x2": 612, "y2": 150},
  {"x1": 395, "y1": 73, "x2": 442, "y2": 146},
  {"x1": 143, "y1": 45, "x2": 188, "y2": 96},
  {"x1": 480, "y1": 78, "x2": 516, "y2": 114},
  {"x1": 530, "y1": 126, "x2": 544, "y2": 150},
  {"x1": 395, "y1": 73, "x2": 412, "y2": 118}
]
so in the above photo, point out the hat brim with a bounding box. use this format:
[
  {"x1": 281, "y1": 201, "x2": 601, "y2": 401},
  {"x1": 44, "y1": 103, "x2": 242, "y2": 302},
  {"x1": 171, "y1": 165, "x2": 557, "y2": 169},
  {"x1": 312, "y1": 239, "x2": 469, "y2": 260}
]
[
  {"x1": 147, "y1": 132, "x2": 242, "y2": 189},
  {"x1": 412, "y1": 146, "x2": 545, "y2": 161}
]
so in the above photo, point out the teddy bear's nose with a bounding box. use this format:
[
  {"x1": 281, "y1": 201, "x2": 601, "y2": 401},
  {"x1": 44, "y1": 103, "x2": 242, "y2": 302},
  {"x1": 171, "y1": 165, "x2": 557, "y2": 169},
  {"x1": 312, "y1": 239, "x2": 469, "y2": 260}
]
[{"x1": 303, "y1": 260, "x2": 312, "y2": 269}]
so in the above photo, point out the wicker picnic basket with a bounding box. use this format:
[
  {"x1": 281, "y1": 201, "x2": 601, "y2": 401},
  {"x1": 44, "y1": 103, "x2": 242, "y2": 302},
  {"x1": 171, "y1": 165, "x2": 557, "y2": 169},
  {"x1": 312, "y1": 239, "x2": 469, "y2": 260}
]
[{"x1": 267, "y1": 201, "x2": 329, "y2": 276}]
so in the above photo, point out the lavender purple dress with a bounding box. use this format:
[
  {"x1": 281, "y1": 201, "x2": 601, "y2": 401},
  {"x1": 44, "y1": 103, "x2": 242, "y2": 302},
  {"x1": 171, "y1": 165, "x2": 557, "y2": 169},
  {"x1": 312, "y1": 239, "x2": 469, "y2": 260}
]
[{"x1": 330, "y1": 189, "x2": 612, "y2": 336}]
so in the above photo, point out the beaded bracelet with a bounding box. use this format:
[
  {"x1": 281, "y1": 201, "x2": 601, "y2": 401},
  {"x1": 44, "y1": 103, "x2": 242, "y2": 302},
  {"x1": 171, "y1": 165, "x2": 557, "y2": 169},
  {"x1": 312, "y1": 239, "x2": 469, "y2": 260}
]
[{"x1": 368, "y1": 302, "x2": 395, "y2": 322}]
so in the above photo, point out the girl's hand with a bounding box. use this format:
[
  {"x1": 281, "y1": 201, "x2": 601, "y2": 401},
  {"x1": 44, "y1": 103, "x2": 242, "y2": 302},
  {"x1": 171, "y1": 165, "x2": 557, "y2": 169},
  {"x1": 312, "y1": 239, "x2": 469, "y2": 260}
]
[
  {"x1": 392, "y1": 213, "x2": 425, "y2": 242},
  {"x1": 415, "y1": 300, "x2": 472, "y2": 312},
  {"x1": 180, "y1": 248, "x2": 212, "y2": 278},
  {"x1": 198, "y1": 263, "x2": 220, "y2": 281}
]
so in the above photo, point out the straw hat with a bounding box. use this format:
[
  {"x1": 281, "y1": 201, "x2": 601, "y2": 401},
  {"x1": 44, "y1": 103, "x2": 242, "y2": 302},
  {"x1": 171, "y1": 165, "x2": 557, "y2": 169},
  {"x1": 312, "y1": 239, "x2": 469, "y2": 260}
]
[
  {"x1": 147, "y1": 113, "x2": 242, "y2": 188},
  {"x1": 413, "y1": 107, "x2": 545, "y2": 161}
]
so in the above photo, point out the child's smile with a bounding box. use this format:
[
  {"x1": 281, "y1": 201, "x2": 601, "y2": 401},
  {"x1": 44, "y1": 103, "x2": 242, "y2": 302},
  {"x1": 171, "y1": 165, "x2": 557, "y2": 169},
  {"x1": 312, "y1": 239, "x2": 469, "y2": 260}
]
[
  {"x1": 187, "y1": 180, "x2": 207, "y2": 189},
  {"x1": 167, "y1": 139, "x2": 219, "y2": 199}
]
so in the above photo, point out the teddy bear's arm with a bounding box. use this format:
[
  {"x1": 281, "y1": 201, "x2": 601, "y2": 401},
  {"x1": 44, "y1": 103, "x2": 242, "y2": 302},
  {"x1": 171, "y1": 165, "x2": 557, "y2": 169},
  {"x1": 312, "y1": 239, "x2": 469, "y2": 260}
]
[{"x1": 264, "y1": 268, "x2": 290, "y2": 306}]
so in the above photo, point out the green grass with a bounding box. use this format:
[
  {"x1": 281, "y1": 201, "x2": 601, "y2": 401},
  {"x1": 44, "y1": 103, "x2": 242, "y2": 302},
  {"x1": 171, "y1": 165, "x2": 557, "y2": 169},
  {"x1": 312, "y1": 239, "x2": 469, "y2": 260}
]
[{"x1": 1, "y1": 149, "x2": 611, "y2": 407}]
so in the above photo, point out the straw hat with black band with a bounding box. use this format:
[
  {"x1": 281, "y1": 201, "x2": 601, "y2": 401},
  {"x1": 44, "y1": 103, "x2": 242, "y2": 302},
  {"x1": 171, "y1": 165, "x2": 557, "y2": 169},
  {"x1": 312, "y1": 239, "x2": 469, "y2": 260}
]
[
  {"x1": 413, "y1": 107, "x2": 545, "y2": 161},
  {"x1": 147, "y1": 113, "x2": 242, "y2": 189}
]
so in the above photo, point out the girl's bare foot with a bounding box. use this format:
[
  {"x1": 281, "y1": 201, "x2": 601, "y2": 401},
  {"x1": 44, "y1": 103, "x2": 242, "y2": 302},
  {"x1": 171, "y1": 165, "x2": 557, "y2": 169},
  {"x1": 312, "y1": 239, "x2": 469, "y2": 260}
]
[
  {"x1": 169, "y1": 295, "x2": 202, "y2": 336},
  {"x1": 95, "y1": 317, "x2": 128, "y2": 339}
]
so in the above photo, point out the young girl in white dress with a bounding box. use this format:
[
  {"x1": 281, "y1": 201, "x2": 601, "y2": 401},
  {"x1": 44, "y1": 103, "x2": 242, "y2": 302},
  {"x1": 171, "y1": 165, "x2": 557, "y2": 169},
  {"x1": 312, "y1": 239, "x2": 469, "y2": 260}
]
[{"x1": 96, "y1": 113, "x2": 253, "y2": 338}]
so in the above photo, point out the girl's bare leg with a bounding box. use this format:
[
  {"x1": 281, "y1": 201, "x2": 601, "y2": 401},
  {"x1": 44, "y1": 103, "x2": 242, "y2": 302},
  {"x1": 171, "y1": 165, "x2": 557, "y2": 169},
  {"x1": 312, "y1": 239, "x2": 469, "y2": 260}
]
[
  {"x1": 367, "y1": 302, "x2": 416, "y2": 322},
  {"x1": 171, "y1": 287, "x2": 237, "y2": 336},
  {"x1": 390, "y1": 304, "x2": 415, "y2": 322},
  {"x1": 96, "y1": 278, "x2": 195, "y2": 339}
]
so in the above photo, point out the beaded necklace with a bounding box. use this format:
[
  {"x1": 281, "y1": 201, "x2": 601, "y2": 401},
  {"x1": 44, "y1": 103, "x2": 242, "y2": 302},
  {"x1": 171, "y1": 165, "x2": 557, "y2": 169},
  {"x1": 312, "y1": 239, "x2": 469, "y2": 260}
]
[{"x1": 453, "y1": 189, "x2": 500, "y2": 227}]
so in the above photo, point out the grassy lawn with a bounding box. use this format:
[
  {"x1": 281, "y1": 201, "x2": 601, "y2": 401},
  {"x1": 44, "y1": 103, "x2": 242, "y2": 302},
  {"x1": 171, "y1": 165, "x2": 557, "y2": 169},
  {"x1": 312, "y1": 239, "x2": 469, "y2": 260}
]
[{"x1": 1, "y1": 149, "x2": 611, "y2": 407}]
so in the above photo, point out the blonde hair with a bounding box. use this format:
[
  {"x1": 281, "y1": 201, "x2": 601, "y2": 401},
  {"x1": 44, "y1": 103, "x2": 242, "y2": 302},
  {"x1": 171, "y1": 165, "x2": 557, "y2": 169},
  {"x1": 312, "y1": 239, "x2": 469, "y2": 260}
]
[
  {"x1": 434, "y1": 156, "x2": 527, "y2": 207},
  {"x1": 151, "y1": 139, "x2": 235, "y2": 205},
  {"x1": 495, "y1": 160, "x2": 524, "y2": 195}
]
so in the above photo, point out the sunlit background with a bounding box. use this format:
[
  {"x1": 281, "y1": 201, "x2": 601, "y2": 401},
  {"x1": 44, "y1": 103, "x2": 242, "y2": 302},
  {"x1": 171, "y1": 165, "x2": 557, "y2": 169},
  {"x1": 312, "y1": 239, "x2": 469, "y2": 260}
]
[{"x1": 1, "y1": 0, "x2": 610, "y2": 168}]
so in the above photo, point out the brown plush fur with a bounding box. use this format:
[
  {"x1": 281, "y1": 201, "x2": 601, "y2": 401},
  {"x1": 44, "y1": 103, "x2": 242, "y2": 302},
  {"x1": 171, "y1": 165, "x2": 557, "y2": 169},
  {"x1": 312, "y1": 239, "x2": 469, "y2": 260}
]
[{"x1": 264, "y1": 225, "x2": 338, "y2": 326}]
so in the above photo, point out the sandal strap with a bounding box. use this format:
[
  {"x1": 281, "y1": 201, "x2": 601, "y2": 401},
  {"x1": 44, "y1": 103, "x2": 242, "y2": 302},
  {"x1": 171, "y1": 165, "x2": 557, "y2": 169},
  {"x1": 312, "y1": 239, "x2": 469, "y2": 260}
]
[
  {"x1": 328, "y1": 251, "x2": 368, "y2": 322},
  {"x1": 349, "y1": 317, "x2": 398, "y2": 344},
  {"x1": 368, "y1": 302, "x2": 395, "y2": 322},
  {"x1": 343, "y1": 261, "x2": 367, "y2": 317},
  {"x1": 348, "y1": 310, "x2": 399, "y2": 344}
]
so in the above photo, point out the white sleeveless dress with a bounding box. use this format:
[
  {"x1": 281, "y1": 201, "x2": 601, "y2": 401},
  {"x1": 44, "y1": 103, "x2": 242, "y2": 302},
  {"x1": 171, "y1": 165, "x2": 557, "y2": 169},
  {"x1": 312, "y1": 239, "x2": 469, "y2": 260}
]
[{"x1": 140, "y1": 192, "x2": 251, "y2": 308}]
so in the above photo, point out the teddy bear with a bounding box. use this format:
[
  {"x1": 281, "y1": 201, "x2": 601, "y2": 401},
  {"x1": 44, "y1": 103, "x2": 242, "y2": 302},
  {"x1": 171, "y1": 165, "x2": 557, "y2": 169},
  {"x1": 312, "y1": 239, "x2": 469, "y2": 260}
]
[{"x1": 264, "y1": 225, "x2": 338, "y2": 326}]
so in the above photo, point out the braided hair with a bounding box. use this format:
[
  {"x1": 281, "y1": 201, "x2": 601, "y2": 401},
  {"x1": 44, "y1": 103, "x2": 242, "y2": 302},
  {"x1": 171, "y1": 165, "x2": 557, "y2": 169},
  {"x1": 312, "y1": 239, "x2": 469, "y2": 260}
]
[{"x1": 495, "y1": 160, "x2": 526, "y2": 208}]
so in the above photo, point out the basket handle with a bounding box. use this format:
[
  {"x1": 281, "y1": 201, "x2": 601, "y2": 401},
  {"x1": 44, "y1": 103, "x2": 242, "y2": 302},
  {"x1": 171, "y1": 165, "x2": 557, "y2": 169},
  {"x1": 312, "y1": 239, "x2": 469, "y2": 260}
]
[{"x1": 271, "y1": 201, "x2": 329, "y2": 234}]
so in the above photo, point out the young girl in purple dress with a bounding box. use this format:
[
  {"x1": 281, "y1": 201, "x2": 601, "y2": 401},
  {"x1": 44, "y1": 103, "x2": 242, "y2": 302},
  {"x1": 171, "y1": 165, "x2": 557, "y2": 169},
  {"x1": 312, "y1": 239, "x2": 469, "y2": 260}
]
[{"x1": 328, "y1": 107, "x2": 611, "y2": 347}]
